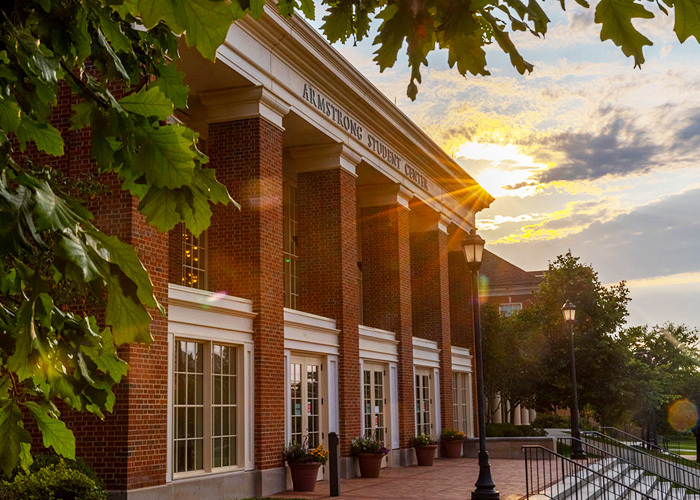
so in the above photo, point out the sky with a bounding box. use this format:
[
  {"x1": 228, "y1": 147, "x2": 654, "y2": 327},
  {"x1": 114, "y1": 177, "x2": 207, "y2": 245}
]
[{"x1": 309, "y1": 4, "x2": 700, "y2": 329}]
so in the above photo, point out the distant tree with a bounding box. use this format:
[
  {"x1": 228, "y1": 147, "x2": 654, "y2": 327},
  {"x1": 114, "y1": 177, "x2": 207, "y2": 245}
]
[
  {"x1": 519, "y1": 251, "x2": 631, "y2": 424},
  {"x1": 482, "y1": 303, "x2": 537, "y2": 423},
  {"x1": 618, "y1": 323, "x2": 700, "y2": 444}
]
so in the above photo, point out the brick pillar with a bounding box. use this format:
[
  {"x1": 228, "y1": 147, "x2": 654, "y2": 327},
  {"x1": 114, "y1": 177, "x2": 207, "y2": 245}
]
[
  {"x1": 28, "y1": 85, "x2": 170, "y2": 492},
  {"x1": 448, "y1": 230, "x2": 479, "y2": 436},
  {"x1": 410, "y1": 210, "x2": 453, "y2": 431},
  {"x1": 358, "y1": 184, "x2": 414, "y2": 448},
  {"x1": 207, "y1": 113, "x2": 286, "y2": 473},
  {"x1": 293, "y1": 144, "x2": 361, "y2": 456}
]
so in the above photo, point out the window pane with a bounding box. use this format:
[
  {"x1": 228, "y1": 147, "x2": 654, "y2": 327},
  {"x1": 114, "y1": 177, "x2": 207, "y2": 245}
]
[
  {"x1": 211, "y1": 344, "x2": 238, "y2": 469},
  {"x1": 174, "y1": 340, "x2": 204, "y2": 473}
]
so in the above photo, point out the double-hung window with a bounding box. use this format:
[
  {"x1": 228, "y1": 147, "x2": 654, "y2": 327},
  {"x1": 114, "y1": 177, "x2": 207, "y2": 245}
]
[
  {"x1": 174, "y1": 340, "x2": 240, "y2": 475},
  {"x1": 283, "y1": 179, "x2": 298, "y2": 309},
  {"x1": 452, "y1": 372, "x2": 472, "y2": 435},
  {"x1": 182, "y1": 229, "x2": 207, "y2": 290}
]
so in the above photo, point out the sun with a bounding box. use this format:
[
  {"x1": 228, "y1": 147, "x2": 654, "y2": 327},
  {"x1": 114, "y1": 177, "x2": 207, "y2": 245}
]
[{"x1": 455, "y1": 141, "x2": 548, "y2": 197}]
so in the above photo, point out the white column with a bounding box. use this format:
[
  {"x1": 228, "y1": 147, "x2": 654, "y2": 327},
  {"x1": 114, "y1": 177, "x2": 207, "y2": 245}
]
[
  {"x1": 514, "y1": 404, "x2": 522, "y2": 425},
  {"x1": 521, "y1": 407, "x2": 530, "y2": 425},
  {"x1": 493, "y1": 393, "x2": 503, "y2": 424}
]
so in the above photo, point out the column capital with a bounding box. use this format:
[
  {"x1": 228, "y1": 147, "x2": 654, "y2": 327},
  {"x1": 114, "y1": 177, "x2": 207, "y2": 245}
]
[
  {"x1": 357, "y1": 183, "x2": 414, "y2": 209},
  {"x1": 410, "y1": 203, "x2": 453, "y2": 235},
  {"x1": 288, "y1": 143, "x2": 360, "y2": 177},
  {"x1": 200, "y1": 86, "x2": 290, "y2": 129}
]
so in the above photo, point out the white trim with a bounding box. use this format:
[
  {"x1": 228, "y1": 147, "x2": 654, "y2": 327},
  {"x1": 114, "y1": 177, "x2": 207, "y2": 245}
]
[
  {"x1": 284, "y1": 350, "x2": 291, "y2": 445},
  {"x1": 412, "y1": 337, "x2": 440, "y2": 369},
  {"x1": 357, "y1": 183, "x2": 413, "y2": 210},
  {"x1": 359, "y1": 358, "x2": 365, "y2": 435},
  {"x1": 244, "y1": 343, "x2": 255, "y2": 471},
  {"x1": 451, "y1": 346, "x2": 473, "y2": 373},
  {"x1": 166, "y1": 332, "x2": 174, "y2": 483},
  {"x1": 328, "y1": 355, "x2": 339, "y2": 434},
  {"x1": 199, "y1": 85, "x2": 290, "y2": 129},
  {"x1": 433, "y1": 368, "x2": 441, "y2": 438},
  {"x1": 389, "y1": 363, "x2": 400, "y2": 449},
  {"x1": 284, "y1": 308, "x2": 340, "y2": 355},
  {"x1": 288, "y1": 143, "x2": 360, "y2": 177},
  {"x1": 359, "y1": 325, "x2": 399, "y2": 363}
]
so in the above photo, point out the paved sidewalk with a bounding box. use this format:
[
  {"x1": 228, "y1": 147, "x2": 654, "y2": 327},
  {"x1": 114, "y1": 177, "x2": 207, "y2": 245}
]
[{"x1": 273, "y1": 458, "x2": 527, "y2": 500}]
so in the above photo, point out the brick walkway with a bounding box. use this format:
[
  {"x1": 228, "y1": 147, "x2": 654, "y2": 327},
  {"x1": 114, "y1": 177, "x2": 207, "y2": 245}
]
[{"x1": 273, "y1": 458, "x2": 527, "y2": 500}]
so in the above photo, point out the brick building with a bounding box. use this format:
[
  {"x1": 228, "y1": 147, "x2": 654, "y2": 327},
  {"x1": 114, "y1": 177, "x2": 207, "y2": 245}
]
[
  {"x1": 52, "y1": 8, "x2": 497, "y2": 500},
  {"x1": 480, "y1": 250, "x2": 545, "y2": 425}
]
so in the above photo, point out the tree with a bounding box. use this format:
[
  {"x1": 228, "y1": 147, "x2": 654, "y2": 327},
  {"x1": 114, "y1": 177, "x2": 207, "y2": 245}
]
[
  {"x1": 518, "y1": 252, "x2": 631, "y2": 424},
  {"x1": 481, "y1": 303, "x2": 537, "y2": 423},
  {"x1": 617, "y1": 323, "x2": 700, "y2": 444}
]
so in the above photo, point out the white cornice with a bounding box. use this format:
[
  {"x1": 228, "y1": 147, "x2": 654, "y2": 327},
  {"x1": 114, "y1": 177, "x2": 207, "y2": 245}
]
[
  {"x1": 199, "y1": 85, "x2": 290, "y2": 129},
  {"x1": 288, "y1": 143, "x2": 360, "y2": 177},
  {"x1": 357, "y1": 183, "x2": 413, "y2": 209}
]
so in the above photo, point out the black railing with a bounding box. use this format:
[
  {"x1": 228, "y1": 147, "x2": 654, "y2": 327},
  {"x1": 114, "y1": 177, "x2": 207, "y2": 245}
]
[
  {"x1": 583, "y1": 430, "x2": 700, "y2": 491},
  {"x1": 558, "y1": 437, "x2": 698, "y2": 499},
  {"x1": 523, "y1": 445, "x2": 654, "y2": 499},
  {"x1": 602, "y1": 426, "x2": 698, "y2": 468}
]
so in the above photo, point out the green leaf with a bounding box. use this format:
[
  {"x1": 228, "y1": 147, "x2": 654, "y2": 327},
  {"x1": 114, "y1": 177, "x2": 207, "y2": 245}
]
[
  {"x1": 120, "y1": 87, "x2": 174, "y2": 120},
  {"x1": 595, "y1": 0, "x2": 653, "y2": 67},
  {"x1": 0, "y1": 400, "x2": 32, "y2": 477},
  {"x1": 672, "y1": 0, "x2": 700, "y2": 42},
  {"x1": 0, "y1": 96, "x2": 21, "y2": 133},
  {"x1": 137, "y1": 0, "x2": 235, "y2": 60},
  {"x1": 135, "y1": 124, "x2": 196, "y2": 189},
  {"x1": 90, "y1": 231, "x2": 160, "y2": 310},
  {"x1": 81, "y1": 327, "x2": 129, "y2": 383},
  {"x1": 194, "y1": 167, "x2": 237, "y2": 207},
  {"x1": 70, "y1": 102, "x2": 96, "y2": 131},
  {"x1": 138, "y1": 187, "x2": 184, "y2": 232},
  {"x1": 23, "y1": 402, "x2": 75, "y2": 460},
  {"x1": 7, "y1": 301, "x2": 37, "y2": 381},
  {"x1": 16, "y1": 120, "x2": 64, "y2": 156},
  {"x1": 97, "y1": 7, "x2": 133, "y2": 53},
  {"x1": 322, "y1": 3, "x2": 355, "y2": 43},
  {"x1": 105, "y1": 274, "x2": 153, "y2": 345},
  {"x1": 56, "y1": 233, "x2": 104, "y2": 283},
  {"x1": 154, "y1": 63, "x2": 189, "y2": 109}
]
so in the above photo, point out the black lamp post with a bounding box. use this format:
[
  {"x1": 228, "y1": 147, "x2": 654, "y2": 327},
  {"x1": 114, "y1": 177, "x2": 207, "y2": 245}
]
[
  {"x1": 462, "y1": 229, "x2": 499, "y2": 500},
  {"x1": 562, "y1": 300, "x2": 587, "y2": 460}
]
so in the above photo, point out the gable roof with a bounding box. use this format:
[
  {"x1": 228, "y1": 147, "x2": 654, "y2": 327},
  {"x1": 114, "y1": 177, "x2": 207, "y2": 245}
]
[{"x1": 481, "y1": 249, "x2": 543, "y2": 289}]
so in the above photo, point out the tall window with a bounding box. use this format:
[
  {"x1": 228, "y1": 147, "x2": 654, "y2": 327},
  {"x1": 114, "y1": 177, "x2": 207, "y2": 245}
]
[
  {"x1": 363, "y1": 364, "x2": 386, "y2": 442},
  {"x1": 498, "y1": 303, "x2": 522, "y2": 317},
  {"x1": 182, "y1": 230, "x2": 207, "y2": 289},
  {"x1": 414, "y1": 369, "x2": 432, "y2": 436},
  {"x1": 174, "y1": 340, "x2": 239, "y2": 474},
  {"x1": 283, "y1": 179, "x2": 298, "y2": 309},
  {"x1": 290, "y1": 357, "x2": 322, "y2": 448},
  {"x1": 452, "y1": 372, "x2": 472, "y2": 435}
]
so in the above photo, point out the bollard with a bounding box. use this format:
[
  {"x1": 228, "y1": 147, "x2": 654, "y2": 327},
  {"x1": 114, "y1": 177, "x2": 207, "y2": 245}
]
[{"x1": 329, "y1": 432, "x2": 340, "y2": 496}]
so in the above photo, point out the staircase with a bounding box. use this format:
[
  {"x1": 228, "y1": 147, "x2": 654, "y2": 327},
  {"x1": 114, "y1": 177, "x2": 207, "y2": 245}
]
[{"x1": 523, "y1": 438, "x2": 700, "y2": 500}]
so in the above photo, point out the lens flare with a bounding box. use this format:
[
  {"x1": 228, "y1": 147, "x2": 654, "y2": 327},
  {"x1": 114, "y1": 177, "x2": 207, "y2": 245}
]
[{"x1": 668, "y1": 399, "x2": 699, "y2": 432}]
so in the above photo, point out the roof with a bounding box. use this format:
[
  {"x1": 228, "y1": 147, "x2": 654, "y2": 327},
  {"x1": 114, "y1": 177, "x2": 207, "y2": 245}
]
[{"x1": 481, "y1": 250, "x2": 544, "y2": 289}]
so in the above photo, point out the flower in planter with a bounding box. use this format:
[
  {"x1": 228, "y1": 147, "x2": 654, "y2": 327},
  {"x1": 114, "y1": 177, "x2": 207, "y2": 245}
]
[
  {"x1": 409, "y1": 434, "x2": 438, "y2": 448},
  {"x1": 283, "y1": 439, "x2": 329, "y2": 465},
  {"x1": 351, "y1": 435, "x2": 390, "y2": 456},
  {"x1": 440, "y1": 428, "x2": 466, "y2": 442}
]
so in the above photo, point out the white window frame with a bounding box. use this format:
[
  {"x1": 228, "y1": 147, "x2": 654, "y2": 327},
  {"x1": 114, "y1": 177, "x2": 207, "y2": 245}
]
[
  {"x1": 171, "y1": 338, "x2": 246, "y2": 479},
  {"x1": 452, "y1": 371, "x2": 474, "y2": 436},
  {"x1": 181, "y1": 229, "x2": 208, "y2": 290},
  {"x1": 498, "y1": 302, "x2": 523, "y2": 316},
  {"x1": 414, "y1": 368, "x2": 435, "y2": 437},
  {"x1": 283, "y1": 178, "x2": 298, "y2": 310}
]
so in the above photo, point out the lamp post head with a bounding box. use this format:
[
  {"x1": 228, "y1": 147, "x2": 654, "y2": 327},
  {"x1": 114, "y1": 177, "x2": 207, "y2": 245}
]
[
  {"x1": 562, "y1": 300, "x2": 576, "y2": 324},
  {"x1": 462, "y1": 229, "x2": 486, "y2": 273}
]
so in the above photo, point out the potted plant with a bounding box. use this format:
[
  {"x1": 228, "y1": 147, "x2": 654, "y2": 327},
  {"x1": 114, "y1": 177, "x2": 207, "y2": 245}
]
[
  {"x1": 440, "y1": 428, "x2": 466, "y2": 458},
  {"x1": 283, "y1": 440, "x2": 329, "y2": 492},
  {"x1": 351, "y1": 434, "x2": 390, "y2": 478},
  {"x1": 409, "y1": 434, "x2": 438, "y2": 466}
]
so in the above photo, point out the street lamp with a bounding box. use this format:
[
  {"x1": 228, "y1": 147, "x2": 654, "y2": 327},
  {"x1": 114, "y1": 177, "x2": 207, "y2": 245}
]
[
  {"x1": 462, "y1": 229, "x2": 499, "y2": 500},
  {"x1": 562, "y1": 300, "x2": 587, "y2": 460}
]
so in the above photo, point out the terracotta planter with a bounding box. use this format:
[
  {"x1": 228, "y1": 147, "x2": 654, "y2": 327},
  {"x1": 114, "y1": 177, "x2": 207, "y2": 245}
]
[
  {"x1": 288, "y1": 461, "x2": 321, "y2": 492},
  {"x1": 442, "y1": 439, "x2": 464, "y2": 458},
  {"x1": 357, "y1": 453, "x2": 384, "y2": 478},
  {"x1": 414, "y1": 444, "x2": 438, "y2": 466}
]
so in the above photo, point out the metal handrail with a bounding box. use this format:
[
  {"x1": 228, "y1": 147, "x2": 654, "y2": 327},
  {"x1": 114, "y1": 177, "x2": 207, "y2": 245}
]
[
  {"x1": 602, "y1": 426, "x2": 697, "y2": 466},
  {"x1": 583, "y1": 430, "x2": 700, "y2": 491},
  {"x1": 522, "y1": 445, "x2": 654, "y2": 499},
  {"x1": 558, "y1": 437, "x2": 700, "y2": 499}
]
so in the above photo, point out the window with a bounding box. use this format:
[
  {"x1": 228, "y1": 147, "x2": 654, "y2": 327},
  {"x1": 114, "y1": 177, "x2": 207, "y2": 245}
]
[
  {"x1": 290, "y1": 356, "x2": 323, "y2": 448},
  {"x1": 174, "y1": 340, "x2": 240, "y2": 475},
  {"x1": 363, "y1": 364, "x2": 386, "y2": 443},
  {"x1": 283, "y1": 179, "x2": 298, "y2": 309},
  {"x1": 498, "y1": 302, "x2": 522, "y2": 317},
  {"x1": 452, "y1": 372, "x2": 473, "y2": 435},
  {"x1": 182, "y1": 230, "x2": 207, "y2": 289},
  {"x1": 414, "y1": 369, "x2": 433, "y2": 436}
]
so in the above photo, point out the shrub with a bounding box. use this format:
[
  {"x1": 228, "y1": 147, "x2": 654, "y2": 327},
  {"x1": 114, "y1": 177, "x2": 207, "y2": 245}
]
[
  {"x1": 532, "y1": 413, "x2": 569, "y2": 429},
  {"x1": 350, "y1": 435, "x2": 389, "y2": 455},
  {"x1": 409, "y1": 434, "x2": 437, "y2": 447},
  {"x1": 486, "y1": 423, "x2": 546, "y2": 437},
  {"x1": 2, "y1": 459, "x2": 106, "y2": 500},
  {"x1": 440, "y1": 428, "x2": 466, "y2": 441}
]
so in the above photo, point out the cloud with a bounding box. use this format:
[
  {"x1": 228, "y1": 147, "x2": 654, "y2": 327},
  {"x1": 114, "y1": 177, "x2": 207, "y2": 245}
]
[
  {"x1": 624, "y1": 271, "x2": 700, "y2": 288},
  {"x1": 529, "y1": 109, "x2": 660, "y2": 182}
]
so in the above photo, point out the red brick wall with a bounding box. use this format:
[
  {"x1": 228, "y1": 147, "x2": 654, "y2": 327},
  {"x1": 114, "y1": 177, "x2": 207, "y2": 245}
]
[
  {"x1": 409, "y1": 230, "x2": 453, "y2": 430},
  {"x1": 359, "y1": 204, "x2": 414, "y2": 446},
  {"x1": 296, "y1": 168, "x2": 360, "y2": 455},
  {"x1": 207, "y1": 118, "x2": 285, "y2": 470},
  {"x1": 18, "y1": 85, "x2": 169, "y2": 491}
]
